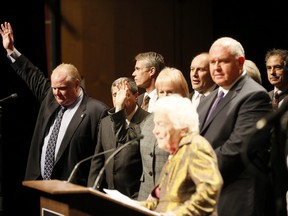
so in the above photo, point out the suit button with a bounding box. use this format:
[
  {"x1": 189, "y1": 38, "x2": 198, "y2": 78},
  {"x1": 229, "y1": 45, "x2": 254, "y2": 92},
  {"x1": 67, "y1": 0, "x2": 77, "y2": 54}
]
[
  {"x1": 149, "y1": 152, "x2": 153, "y2": 157},
  {"x1": 149, "y1": 171, "x2": 153, "y2": 176}
]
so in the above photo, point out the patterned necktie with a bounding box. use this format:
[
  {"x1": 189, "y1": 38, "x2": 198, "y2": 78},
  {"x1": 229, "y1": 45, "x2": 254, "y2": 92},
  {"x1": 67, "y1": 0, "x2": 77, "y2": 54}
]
[
  {"x1": 43, "y1": 106, "x2": 66, "y2": 180},
  {"x1": 272, "y1": 91, "x2": 280, "y2": 110},
  {"x1": 141, "y1": 95, "x2": 150, "y2": 111},
  {"x1": 205, "y1": 90, "x2": 224, "y2": 122}
]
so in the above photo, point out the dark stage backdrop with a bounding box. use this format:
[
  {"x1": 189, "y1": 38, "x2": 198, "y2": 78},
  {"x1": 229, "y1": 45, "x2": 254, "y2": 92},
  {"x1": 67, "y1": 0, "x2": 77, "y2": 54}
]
[
  {"x1": 0, "y1": 0, "x2": 46, "y2": 215},
  {"x1": 212, "y1": 0, "x2": 288, "y2": 91}
]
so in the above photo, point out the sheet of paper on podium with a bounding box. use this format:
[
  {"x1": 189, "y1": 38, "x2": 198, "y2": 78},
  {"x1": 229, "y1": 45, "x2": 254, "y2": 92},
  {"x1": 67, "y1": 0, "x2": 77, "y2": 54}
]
[{"x1": 103, "y1": 189, "x2": 160, "y2": 216}]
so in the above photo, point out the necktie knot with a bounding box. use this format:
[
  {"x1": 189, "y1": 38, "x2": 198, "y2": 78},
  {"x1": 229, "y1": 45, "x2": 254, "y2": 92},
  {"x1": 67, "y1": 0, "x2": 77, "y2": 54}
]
[
  {"x1": 141, "y1": 95, "x2": 150, "y2": 111},
  {"x1": 272, "y1": 91, "x2": 280, "y2": 110},
  {"x1": 199, "y1": 94, "x2": 205, "y2": 102},
  {"x1": 217, "y1": 90, "x2": 224, "y2": 99},
  {"x1": 59, "y1": 106, "x2": 67, "y2": 116},
  {"x1": 274, "y1": 91, "x2": 280, "y2": 100}
]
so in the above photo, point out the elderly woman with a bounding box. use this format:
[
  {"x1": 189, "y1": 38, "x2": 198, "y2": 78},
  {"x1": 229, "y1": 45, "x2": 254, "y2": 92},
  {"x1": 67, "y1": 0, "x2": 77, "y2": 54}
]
[{"x1": 139, "y1": 94, "x2": 223, "y2": 216}]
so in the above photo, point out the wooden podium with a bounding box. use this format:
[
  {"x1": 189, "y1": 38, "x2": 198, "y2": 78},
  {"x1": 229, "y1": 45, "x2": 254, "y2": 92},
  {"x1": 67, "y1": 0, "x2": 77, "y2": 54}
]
[{"x1": 22, "y1": 180, "x2": 158, "y2": 216}]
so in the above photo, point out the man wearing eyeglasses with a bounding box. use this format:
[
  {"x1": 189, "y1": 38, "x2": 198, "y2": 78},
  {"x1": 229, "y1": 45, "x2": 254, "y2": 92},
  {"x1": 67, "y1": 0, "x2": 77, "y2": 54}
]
[{"x1": 132, "y1": 51, "x2": 165, "y2": 113}]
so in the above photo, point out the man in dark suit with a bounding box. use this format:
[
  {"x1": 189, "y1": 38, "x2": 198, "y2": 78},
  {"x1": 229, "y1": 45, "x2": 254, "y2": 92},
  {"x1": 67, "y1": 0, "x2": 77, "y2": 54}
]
[
  {"x1": 1, "y1": 21, "x2": 109, "y2": 216},
  {"x1": 0, "y1": 22, "x2": 109, "y2": 186},
  {"x1": 197, "y1": 37, "x2": 274, "y2": 216},
  {"x1": 189, "y1": 52, "x2": 217, "y2": 108},
  {"x1": 87, "y1": 77, "x2": 149, "y2": 199},
  {"x1": 265, "y1": 48, "x2": 288, "y2": 216}
]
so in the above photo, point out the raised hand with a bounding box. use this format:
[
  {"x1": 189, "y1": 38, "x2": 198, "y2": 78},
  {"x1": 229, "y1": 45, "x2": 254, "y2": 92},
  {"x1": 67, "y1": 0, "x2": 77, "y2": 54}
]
[
  {"x1": 0, "y1": 22, "x2": 14, "y2": 54},
  {"x1": 114, "y1": 79, "x2": 130, "y2": 111}
]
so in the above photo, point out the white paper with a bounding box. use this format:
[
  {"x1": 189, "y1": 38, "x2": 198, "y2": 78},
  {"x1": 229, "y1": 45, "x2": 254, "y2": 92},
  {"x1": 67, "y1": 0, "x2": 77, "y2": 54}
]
[{"x1": 103, "y1": 188, "x2": 160, "y2": 216}]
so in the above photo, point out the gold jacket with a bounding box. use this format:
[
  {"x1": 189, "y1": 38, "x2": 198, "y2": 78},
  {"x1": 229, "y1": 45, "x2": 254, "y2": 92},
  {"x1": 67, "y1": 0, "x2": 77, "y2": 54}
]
[{"x1": 140, "y1": 132, "x2": 223, "y2": 216}]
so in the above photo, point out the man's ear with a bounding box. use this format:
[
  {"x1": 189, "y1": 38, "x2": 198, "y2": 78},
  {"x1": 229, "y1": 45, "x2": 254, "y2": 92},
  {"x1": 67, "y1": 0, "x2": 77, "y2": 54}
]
[
  {"x1": 75, "y1": 78, "x2": 81, "y2": 87},
  {"x1": 239, "y1": 56, "x2": 245, "y2": 66},
  {"x1": 149, "y1": 67, "x2": 156, "y2": 77}
]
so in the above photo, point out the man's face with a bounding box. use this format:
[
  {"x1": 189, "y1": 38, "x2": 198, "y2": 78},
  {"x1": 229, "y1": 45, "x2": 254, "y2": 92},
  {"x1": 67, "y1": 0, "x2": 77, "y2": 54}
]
[
  {"x1": 209, "y1": 45, "x2": 244, "y2": 89},
  {"x1": 190, "y1": 54, "x2": 215, "y2": 93},
  {"x1": 132, "y1": 60, "x2": 152, "y2": 89},
  {"x1": 266, "y1": 55, "x2": 288, "y2": 89},
  {"x1": 51, "y1": 71, "x2": 79, "y2": 106}
]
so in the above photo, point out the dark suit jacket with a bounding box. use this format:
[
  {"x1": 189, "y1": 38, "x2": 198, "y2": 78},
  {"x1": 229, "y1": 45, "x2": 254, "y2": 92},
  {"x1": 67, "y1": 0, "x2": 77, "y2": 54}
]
[
  {"x1": 268, "y1": 89, "x2": 288, "y2": 216},
  {"x1": 197, "y1": 75, "x2": 274, "y2": 216},
  {"x1": 11, "y1": 55, "x2": 109, "y2": 186},
  {"x1": 88, "y1": 107, "x2": 149, "y2": 198}
]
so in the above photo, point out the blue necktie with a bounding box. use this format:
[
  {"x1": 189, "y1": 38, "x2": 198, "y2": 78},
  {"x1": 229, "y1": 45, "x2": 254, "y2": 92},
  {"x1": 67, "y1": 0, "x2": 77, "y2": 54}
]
[
  {"x1": 206, "y1": 91, "x2": 224, "y2": 122},
  {"x1": 43, "y1": 106, "x2": 66, "y2": 180}
]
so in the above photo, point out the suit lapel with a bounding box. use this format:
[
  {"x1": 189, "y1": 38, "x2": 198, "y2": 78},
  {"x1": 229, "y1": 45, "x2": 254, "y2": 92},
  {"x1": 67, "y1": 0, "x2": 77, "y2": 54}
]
[
  {"x1": 200, "y1": 75, "x2": 246, "y2": 132},
  {"x1": 41, "y1": 101, "x2": 60, "y2": 144},
  {"x1": 55, "y1": 101, "x2": 87, "y2": 162},
  {"x1": 198, "y1": 90, "x2": 216, "y2": 129}
]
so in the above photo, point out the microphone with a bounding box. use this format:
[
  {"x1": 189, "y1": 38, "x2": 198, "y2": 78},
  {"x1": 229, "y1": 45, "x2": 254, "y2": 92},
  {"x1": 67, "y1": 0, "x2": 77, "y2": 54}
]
[
  {"x1": 66, "y1": 148, "x2": 116, "y2": 183},
  {"x1": 0, "y1": 93, "x2": 18, "y2": 105},
  {"x1": 91, "y1": 134, "x2": 144, "y2": 190},
  {"x1": 256, "y1": 98, "x2": 288, "y2": 130}
]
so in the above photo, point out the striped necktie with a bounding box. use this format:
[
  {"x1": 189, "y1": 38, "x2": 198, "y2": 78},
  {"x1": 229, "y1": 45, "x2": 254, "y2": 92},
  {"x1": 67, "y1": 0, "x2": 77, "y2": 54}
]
[{"x1": 141, "y1": 95, "x2": 150, "y2": 111}]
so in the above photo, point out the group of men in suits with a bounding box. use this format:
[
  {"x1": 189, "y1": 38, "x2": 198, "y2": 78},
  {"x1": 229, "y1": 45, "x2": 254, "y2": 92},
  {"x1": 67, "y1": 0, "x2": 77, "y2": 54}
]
[
  {"x1": 136, "y1": 38, "x2": 284, "y2": 216},
  {"x1": 1, "y1": 20, "x2": 287, "y2": 215}
]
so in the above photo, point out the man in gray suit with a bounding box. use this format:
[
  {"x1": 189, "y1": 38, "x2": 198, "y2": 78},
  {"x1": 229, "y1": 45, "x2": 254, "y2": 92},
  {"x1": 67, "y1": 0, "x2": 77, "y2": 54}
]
[
  {"x1": 197, "y1": 37, "x2": 274, "y2": 216},
  {"x1": 87, "y1": 77, "x2": 149, "y2": 199}
]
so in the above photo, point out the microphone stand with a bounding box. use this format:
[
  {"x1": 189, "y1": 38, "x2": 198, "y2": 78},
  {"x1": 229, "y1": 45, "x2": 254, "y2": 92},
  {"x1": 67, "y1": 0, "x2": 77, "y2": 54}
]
[
  {"x1": 92, "y1": 135, "x2": 143, "y2": 190},
  {"x1": 66, "y1": 148, "x2": 116, "y2": 183}
]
